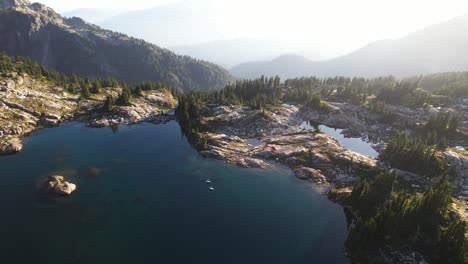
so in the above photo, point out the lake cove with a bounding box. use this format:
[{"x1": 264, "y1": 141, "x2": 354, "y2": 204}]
[{"x1": 0, "y1": 121, "x2": 349, "y2": 264}]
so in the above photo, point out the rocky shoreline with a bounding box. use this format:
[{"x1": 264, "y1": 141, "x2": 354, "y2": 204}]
[
  {"x1": 180, "y1": 101, "x2": 468, "y2": 199},
  {"x1": 196, "y1": 104, "x2": 380, "y2": 193},
  {"x1": 0, "y1": 72, "x2": 176, "y2": 155},
  {"x1": 2, "y1": 72, "x2": 467, "y2": 263},
  {"x1": 3, "y1": 72, "x2": 466, "y2": 199},
  {"x1": 187, "y1": 102, "x2": 467, "y2": 264}
]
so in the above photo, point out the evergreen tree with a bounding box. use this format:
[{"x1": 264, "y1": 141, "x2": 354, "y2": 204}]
[
  {"x1": 80, "y1": 84, "x2": 91, "y2": 99},
  {"x1": 117, "y1": 87, "x2": 132, "y2": 106},
  {"x1": 103, "y1": 95, "x2": 115, "y2": 112},
  {"x1": 90, "y1": 80, "x2": 102, "y2": 94},
  {"x1": 437, "y1": 220, "x2": 468, "y2": 264}
]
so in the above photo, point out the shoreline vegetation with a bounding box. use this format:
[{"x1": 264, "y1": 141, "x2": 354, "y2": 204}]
[
  {"x1": 0, "y1": 54, "x2": 178, "y2": 154},
  {"x1": 1, "y1": 53, "x2": 468, "y2": 263},
  {"x1": 174, "y1": 75, "x2": 468, "y2": 263}
]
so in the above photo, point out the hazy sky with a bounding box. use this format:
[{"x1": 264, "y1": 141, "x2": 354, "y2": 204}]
[{"x1": 37, "y1": 0, "x2": 468, "y2": 57}]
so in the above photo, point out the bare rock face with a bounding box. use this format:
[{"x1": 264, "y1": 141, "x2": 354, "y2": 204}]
[
  {"x1": 295, "y1": 167, "x2": 327, "y2": 182},
  {"x1": 47, "y1": 175, "x2": 77, "y2": 196},
  {"x1": 444, "y1": 151, "x2": 468, "y2": 190},
  {"x1": 0, "y1": 0, "x2": 31, "y2": 9},
  {"x1": 0, "y1": 137, "x2": 23, "y2": 155},
  {"x1": 239, "y1": 158, "x2": 270, "y2": 169}
]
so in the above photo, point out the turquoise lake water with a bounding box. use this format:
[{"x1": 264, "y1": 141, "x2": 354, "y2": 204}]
[
  {"x1": 0, "y1": 121, "x2": 349, "y2": 264},
  {"x1": 300, "y1": 121, "x2": 379, "y2": 158}
]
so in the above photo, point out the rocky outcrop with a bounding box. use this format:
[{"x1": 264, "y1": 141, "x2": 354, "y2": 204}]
[
  {"x1": 196, "y1": 104, "x2": 378, "y2": 191},
  {"x1": 295, "y1": 167, "x2": 332, "y2": 192},
  {"x1": 0, "y1": 137, "x2": 22, "y2": 154},
  {"x1": 238, "y1": 158, "x2": 270, "y2": 169},
  {"x1": 295, "y1": 167, "x2": 327, "y2": 182},
  {"x1": 300, "y1": 101, "x2": 467, "y2": 148},
  {"x1": 86, "y1": 90, "x2": 176, "y2": 127},
  {"x1": 445, "y1": 150, "x2": 468, "y2": 193},
  {"x1": 0, "y1": 73, "x2": 177, "y2": 154},
  {"x1": 47, "y1": 175, "x2": 77, "y2": 196},
  {"x1": 208, "y1": 104, "x2": 302, "y2": 138}
]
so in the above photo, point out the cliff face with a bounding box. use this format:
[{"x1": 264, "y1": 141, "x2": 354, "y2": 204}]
[{"x1": 0, "y1": 1, "x2": 233, "y2": 91}]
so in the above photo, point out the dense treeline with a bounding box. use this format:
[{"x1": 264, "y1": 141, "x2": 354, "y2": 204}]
[
  {"x1": 347, "y1": 173, "x2": 467, "y2": 263},
  {"x1": 270, "y1": 75, "x2": 441, "y2": 108},
  {"x1": 423, "y1": 112, "x2": 461, "y2": 136},
  {"x1": 419, "y1": 72, "x2": 468, "y2": 98},
  {"x1": 0, "y1": 53, "x2": 170, "y2": 108},
  {"x1": 376, "y1": 80, "x2": 429, "y2": 108},
  {"x1": 383, "y1": 132, "x2": 447, "y2": 177},
  {"x1": 348, "y1": 170, "x2": 398, "y2": 218},
  {"x1": 176, "y1": 75, "x2": 326, "y2": 112},
  {"x1": 176, "y1": 92, "x2": 209, "y2": 149},
  {"x1": 280, "y1": 74, "x2": 467, "y2": 108},
  {"x1": 367, "y1": 99, "x2": 398, "y2": 124}
]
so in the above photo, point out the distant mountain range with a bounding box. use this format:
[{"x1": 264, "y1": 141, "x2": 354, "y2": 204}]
[
  {"x1": 95, "y1": 1, "x2": 325, "y2": 67},
  {"x1": 99, "y1": 1, "x2": 225, "y2": 49},
  {"x1": 231, "y1": 15, "x2": 468, "y2": 79},
  {"x1": 0, "y1": 0, "x2": 233, "y2": 91},
  {"x1": 171, "y1": 39, "x2": 324, "y2": 68}
]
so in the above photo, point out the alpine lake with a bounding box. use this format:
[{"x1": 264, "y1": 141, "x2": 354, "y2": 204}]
[{"x1": 0, "y1": 121, "x2": 351, "y2": 264}]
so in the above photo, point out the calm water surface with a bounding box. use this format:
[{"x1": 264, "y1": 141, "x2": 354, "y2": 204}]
[
  {"x1": 301, "y1": 121, "x2": 379, "y2": 158},
  {"x1": 0, "y1": 121, "x2": 349, "y2": 264}
]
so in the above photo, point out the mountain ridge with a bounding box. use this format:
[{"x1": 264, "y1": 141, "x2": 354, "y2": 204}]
[
  {"x1": 231, "y1": 14, "x2": 468, "y2": 79},
  {"x1": 0, "y1": 0, "x2": 233, "y2": 91}
]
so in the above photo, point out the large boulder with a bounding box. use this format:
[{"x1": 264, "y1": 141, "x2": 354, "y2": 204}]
[
  {"x1": 47, "y1": 175, "x2": 77, "y2": 196},
  {"x1": 54, "y1": 182, "x2": 77, "y2": 196}
]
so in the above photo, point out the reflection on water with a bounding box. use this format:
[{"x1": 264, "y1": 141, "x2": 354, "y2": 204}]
[{"x1": 301, "y1": 121, "x2": 379, "y2": 158}]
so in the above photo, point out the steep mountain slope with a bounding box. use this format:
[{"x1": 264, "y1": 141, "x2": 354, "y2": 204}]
[
  {"x1": 231, "y1": 15, "x2": 468, "y2": 79},
  {"x1": 0, "y1": 0, "x2": 233, "y2": 91}
]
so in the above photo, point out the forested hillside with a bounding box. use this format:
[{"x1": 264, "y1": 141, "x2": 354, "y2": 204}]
[{"x1": 0, "y1": 0, "x2": 233, "y2": 91}]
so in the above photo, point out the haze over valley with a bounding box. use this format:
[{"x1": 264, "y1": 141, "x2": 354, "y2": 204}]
[{"x1": 52, "y1": 0, "x2": 468, "y2": 77}]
